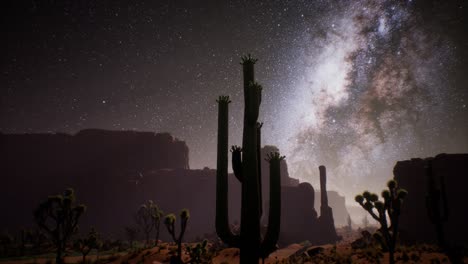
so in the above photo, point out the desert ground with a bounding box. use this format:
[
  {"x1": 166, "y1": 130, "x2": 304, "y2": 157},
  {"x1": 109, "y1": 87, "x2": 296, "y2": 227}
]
[{"x1": 1, "y1": 228, "x2": 463, "y2": 264}]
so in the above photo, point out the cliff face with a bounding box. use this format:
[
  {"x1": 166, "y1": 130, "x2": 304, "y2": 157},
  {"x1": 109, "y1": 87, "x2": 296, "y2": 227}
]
[
  {"x1": 1, "y1": 129, "x2": 189, "y2": 174},
  {"x1": 314, "y1": 191, "x2": 349, "y2": 227},
  {"x1": 393, "y1": 153, "x2": 468, "y2": 244},
  {"x1": 0, "y1": 129, "x2": 189, "y2": 233},
  {"x1": 0, "y1": 132, "x2": 348, "y2": 245}
]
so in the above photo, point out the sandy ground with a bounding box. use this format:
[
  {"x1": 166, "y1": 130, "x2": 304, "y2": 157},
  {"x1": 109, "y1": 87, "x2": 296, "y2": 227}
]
[
  {"x1": 1, "y1": 230, "x2": 466, "y2": 264},
  {"x1": 1, "y1": 243, "x2": 463, "y2": 264}
]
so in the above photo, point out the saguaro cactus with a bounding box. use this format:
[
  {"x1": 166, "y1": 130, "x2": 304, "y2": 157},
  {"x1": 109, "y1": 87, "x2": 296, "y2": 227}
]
[
  {"x1": 215, "y1": 55, "x2": 284, "y2": 264},
  {"x1": 355, "y1": 180, "x2": 407, "y2": 264}
]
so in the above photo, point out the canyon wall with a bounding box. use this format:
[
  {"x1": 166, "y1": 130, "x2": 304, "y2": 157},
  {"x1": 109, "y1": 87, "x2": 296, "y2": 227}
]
[
  {"x1": 0, "y1": 130, "x2": 347, "y2": 244},
  {"x1": 393, "y1": 153, "x2": 468, "y2": 244}
]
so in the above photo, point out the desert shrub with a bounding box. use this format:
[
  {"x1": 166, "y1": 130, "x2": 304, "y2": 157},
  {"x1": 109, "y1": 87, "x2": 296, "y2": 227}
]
[
  {"x1": 186, "y1": 240, "x2": 211, "y2": 264},
  {"x1": 410, "y1": 252, "x2": 420, "y2": 262}
]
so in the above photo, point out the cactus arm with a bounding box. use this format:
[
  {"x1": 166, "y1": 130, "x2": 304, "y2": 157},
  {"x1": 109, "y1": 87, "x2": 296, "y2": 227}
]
[
  {"x1": 356, "y1": 199, "x2": 380, "y2": 222},
  {"x1": 231, "y1": 146, "x2": 243, "y2": 182},
  {"x1": 246, "y1": 82, "x2": 262, "y2": 124},
  {"x1": 215, "y1": 96, "x2": 240, "y2": 247},
  {"x1": 260, "y1": 152, "x2": 284, "y2": 258},
  {"x1": 165, "y1": 219, "x2": 177, "y2": 242},
  {"x1": 178, "y1": 217, "x2": 188, "y2": 243},
  {"x1": 257, "y1": 122, "x2": 263, "y2": 217}
]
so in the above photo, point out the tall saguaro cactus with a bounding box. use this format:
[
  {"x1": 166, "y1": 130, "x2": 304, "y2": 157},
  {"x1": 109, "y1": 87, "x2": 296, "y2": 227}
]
[{"x1": 216, "y1": 55, "x2": 284, "y2": 264}]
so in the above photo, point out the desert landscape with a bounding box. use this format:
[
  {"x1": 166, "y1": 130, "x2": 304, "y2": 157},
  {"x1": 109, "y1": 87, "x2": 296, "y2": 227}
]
[{"x1": 2, "y1": 0, "x2": 468, "y2": 263}]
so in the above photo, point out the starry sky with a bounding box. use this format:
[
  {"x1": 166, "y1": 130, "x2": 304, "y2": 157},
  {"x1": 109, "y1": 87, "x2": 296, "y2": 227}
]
[{"x1": 2, "y1": 0, "x2": 468, "y2": 202}]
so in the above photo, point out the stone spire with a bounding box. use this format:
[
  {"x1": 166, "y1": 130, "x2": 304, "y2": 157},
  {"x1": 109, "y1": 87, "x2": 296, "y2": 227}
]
[
  {"x1": 320, "y1": 165, "x2": 328, "y2": 209},
  {"x1": 318, "y1": 165, "x2": 340, "y2": 243}
]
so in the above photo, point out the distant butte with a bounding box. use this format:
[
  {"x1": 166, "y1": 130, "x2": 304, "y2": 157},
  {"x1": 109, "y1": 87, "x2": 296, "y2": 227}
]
[{"x1": 0, "y1": 129, "x2": 348, "y2": 244}]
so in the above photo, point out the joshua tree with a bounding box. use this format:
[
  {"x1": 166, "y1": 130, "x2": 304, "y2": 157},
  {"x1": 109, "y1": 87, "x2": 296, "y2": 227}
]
[
  {"x1": 73, "y1": 228, "x2": 100, "y2": 264},
  {"x1": 124, "y1": 226, "x2": 139, "y2": 249},
  {"x1": 355, "y1": 180, "x2": 407, "y2": 264},
  {"x1": 34, "y1": 188, "x2": 86, "y2": 264},
  {"x1": 164, "y1": 209, "x2": 190, "y2": 264},
  {"x1": 135, "y1": 201, "x2": 155, "y2": 246},
  {"x1": 148, "y1": 201, "x2": 164, "y2": 246},
  {"x1": 425, "y1": 160, "x2": 462, "y2": 264},
  {"x1": 186, "y1": 239, "x2": 208, "y2": 264},
  {"x1": 215, "y1": 54, "x2": 283, "y2": 264}
]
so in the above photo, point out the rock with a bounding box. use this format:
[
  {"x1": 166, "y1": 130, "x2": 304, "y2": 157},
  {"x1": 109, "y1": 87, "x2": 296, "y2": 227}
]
[
  {"x1": 351, "y1": 230, "x2": 373, "y2": 249},
  {"x1": 306, "y1": 246, "x2": 324, "y2": 256},
  {"x1": 318, "y1": 166, "x2": 340, "y2": 242},
  {"x1": 0, "y1": 133, "x2": 346, "y2": 245},
  {"x1": 393, "y1": 153, "x2": 468, "y2": 244}
]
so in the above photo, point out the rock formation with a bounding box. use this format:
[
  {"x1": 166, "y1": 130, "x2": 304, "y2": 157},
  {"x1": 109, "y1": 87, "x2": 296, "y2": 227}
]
[
  {"x1": 393, "y1": 153, "x2": 468, "y2": 244},
  {"x1": 0, "y1": 131, "x2": 346, "y2": 245},
  {"x1": 0, "y1": 129, "x2": 189, "y2": 235},
  {"x1": 318, "y1": 166, "x2": 340, "y2": 242},
  {"x1": 278, "y1": 166, "x2": 340, "y2": 245},
  {"x1": 314, "y1": 191, "x2": 349, "y2": 227}
]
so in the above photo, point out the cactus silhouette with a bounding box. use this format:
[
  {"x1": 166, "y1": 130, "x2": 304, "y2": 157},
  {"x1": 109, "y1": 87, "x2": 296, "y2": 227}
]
[
  {"x1": 425, "y1": 160, "x2": 462, "y2": 264},
  {"x1": 355, "y1": 180, "x2": 407, "y2": 264},
  {"x1": 135, "y1": 202, "x2": 154, "y2": 246},
  {"x1": 186, "y1": 239, "x2": 208, "y2": 264},
  {"x1": 164, "y1": 209, "x2": 190, "y2": 264},
  {"x1": 73, "y1": 228, "x2": 100, "y2": 264},
  {"x1": 215, "y1": 54, "x2": 284, "y2": 263},
  {"x1": 149, "y1": 201, "x2": 164, "y2": 246},
  {"x1": 135, "y1": 200, "x2": 163, "y2": 247},
  {"x1": 34, "y1": 188, "x2": 86, "y2": 264}
]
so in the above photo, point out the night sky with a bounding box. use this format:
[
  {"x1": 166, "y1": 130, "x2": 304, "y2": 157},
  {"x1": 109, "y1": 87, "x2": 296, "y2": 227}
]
[{"x1": 2, "y1": 0, "x2": 468, "y2": 202}]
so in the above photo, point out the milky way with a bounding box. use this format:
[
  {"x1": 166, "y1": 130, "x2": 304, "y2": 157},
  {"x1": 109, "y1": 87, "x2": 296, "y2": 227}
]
[
  {"x1": 1, "y1": 0, "x2": 467, "y2": 202},
  {"x1": 279, "y1": 0, "x2": 468, "y2": 200}
]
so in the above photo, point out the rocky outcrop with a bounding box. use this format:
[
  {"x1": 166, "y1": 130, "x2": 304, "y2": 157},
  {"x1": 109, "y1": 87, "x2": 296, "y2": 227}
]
[
  {"x1": 0, "y1": 129, "x2": 189, "y2": 235},
  {"x1": 393, "y1": 153, "x2": 468, "y2": 244},
  {"x1": 277, "y1": 166, "x2": 340, "y2": 245},
  {"x1": 314, "y1": 191, "x2": 349, "y2": 227},
  {"x1": 0, "y1": 133, "x2": 346, "y2": 245},
  {"x1": 317, "y1": 166, "x2": 340, "y2": 242}
]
